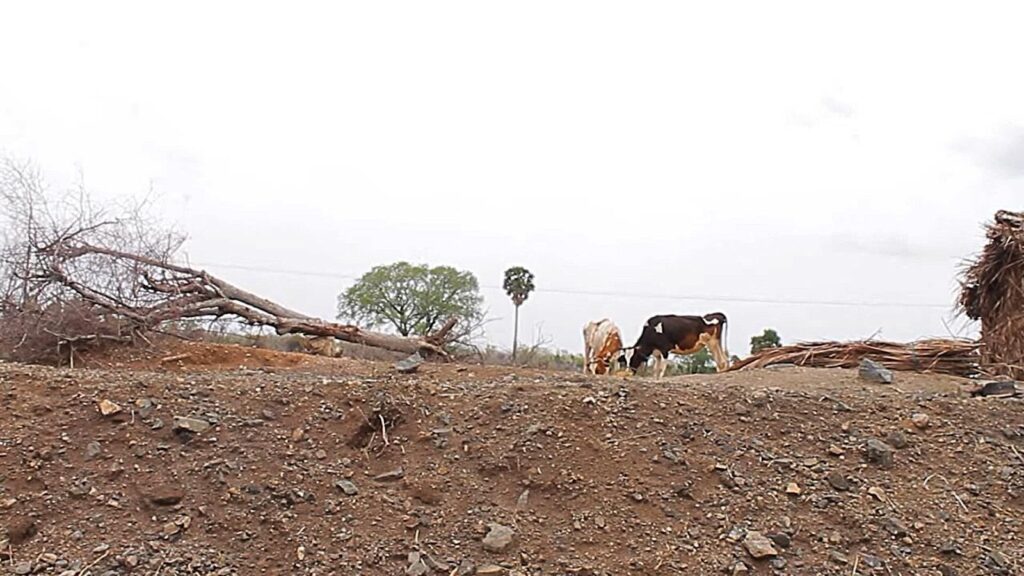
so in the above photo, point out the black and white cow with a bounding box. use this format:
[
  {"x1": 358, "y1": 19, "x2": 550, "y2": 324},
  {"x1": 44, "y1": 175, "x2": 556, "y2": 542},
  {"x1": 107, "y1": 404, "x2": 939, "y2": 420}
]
[{"x1": 623, "y1": 312, "x2": 730, "y2": 378}]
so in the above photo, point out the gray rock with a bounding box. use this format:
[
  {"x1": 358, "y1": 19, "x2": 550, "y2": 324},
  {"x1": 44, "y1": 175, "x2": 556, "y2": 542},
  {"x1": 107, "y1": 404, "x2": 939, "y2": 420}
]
[
  {"x1": 172, "y1": 416, "x2": 211, "y2": 434},
  {"x1": 767, "y1": 532, "x2": 791, "y2": 549},
  {"x1": 939, "y1": 541, "x2": 962, "y2": 555},
  {"x1": 85, "y1": 442, "x2": 102, "y2": 459},
  {"x1": 135, "y1": 398, "x2": 156, "y2": 418},
  {"x1": 862, "y1": 555, "x2": 885, "y2": 569},
  {"x1": 457, "y1": 559, "x2": 475, "y2": 576},
  {"x1": 826, "y1": 471, "x2": 851, "y2": 492},
  {"x1": 984, "y1": 550, "x2": 1011, "y2": 575},
  {"x1": 972, "y1": 380, "x2": 1019, "y2": 398},
  {"x1": 482, "y1": 523, "x2": 515, "y2": 552},
  {"x1": 886, "y1": 430, "x2": 909, "y2": 449},
  {"x1": 742, "y1": 531, "x2": 778, "y2": 559},
  {"x1": 334, "y1": 480, "x2": 359, "y2": 496},
  {"x1": 881, "y1": 516, "x2": 909, "y2": 538},
  {"x1": 865, "y1": 439, "x2": 895, "y2": 468},
  {"x1": 13, "y1": 562, "x2": 32, "y2": 575},
  {"x1": 406, "y1": 552, "x2": 428, "y2": 576},
  {"x1": 830, "y1": 551, "x2": 849, "y2": 565},
  {"x1": 395, "y1": 352, "x2": 424, "y2": 374},
  {"x1": 859, "y1": 358, "x2": 893, "y2": 384},
  {"x1": 726, "y1": 526, "x2": 746, "y2": 543}
]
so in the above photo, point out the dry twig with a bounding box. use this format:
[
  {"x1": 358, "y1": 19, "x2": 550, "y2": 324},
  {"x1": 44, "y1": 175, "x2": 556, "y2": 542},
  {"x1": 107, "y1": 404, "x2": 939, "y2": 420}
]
[
  {"x1": 731, "y1": 338, "x2": 983, "y2": 377},
  {"x1": 77, "y1": 551, "x2": 110, "y2": 576}
]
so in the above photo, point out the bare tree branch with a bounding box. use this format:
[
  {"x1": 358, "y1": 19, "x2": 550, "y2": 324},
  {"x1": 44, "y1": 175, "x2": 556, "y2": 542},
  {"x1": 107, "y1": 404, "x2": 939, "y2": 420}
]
[{"x1": 0, "y1": 156, "x2": 455, "y2": 363}]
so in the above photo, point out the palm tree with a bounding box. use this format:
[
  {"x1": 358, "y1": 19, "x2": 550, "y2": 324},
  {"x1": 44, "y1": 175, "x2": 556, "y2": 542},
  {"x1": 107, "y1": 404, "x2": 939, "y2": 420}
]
[{"x1": 503, "y1": 266, "x2": 535, "y2": 364}]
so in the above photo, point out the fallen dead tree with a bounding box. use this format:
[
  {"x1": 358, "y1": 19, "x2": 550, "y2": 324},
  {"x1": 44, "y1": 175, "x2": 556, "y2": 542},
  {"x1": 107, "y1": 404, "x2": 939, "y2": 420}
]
[
  {"x1": 958, "y1": 210, "x2": 1024, "y2": 379},
  {"x1": 0, "y1": 156, "x2": 455, "y2": 364},
  {"x1": 729, "y1": 338, "x2": 984, "y2": 377},
  {"x1": 47, "y1": 243, "x2": 455, "y2": 357}
]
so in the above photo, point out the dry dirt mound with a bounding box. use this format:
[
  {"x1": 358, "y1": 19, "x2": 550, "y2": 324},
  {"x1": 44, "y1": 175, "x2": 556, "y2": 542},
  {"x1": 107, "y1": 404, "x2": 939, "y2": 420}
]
[
  {"x1": 74, "y1": 339, "x2": 361, "y2": 373},
  {"x1": 1, "y1": 355, "x2": 1022, "y2": 576}
]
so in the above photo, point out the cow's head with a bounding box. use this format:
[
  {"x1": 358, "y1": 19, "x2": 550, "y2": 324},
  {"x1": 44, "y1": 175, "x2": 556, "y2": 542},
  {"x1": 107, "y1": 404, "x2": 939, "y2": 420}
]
[
  {"x1": 627, "y1": 346, "x2": 652, "y2": 373},
  {"x1": 613, "y1": 349, "x2": 632, "y2": 374}
]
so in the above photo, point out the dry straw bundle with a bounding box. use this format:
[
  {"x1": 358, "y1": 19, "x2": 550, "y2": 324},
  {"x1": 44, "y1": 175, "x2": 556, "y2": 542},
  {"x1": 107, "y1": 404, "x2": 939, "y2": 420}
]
[
  {"x1": 958, "y1": 210, "x2": 1024, "y2": 379},
  {"x1": 729, "y1": 339, "x2": 983, "y2": 377}
]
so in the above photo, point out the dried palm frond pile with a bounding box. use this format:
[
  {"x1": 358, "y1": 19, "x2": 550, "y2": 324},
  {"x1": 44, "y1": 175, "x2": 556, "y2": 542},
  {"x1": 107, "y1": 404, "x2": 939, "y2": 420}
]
[
  {"x1": 729, "y1": 338, "x2": 984, "y2": 377},
  {"x1": 958, "y1": 210, "x2": 1024, "y2": 379}
]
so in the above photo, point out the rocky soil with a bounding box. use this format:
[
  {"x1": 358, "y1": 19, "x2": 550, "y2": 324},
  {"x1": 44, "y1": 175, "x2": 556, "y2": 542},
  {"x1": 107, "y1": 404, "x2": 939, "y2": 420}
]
[{"x1": 1, "y1": 342, "x2": 1023, "y2": 575}]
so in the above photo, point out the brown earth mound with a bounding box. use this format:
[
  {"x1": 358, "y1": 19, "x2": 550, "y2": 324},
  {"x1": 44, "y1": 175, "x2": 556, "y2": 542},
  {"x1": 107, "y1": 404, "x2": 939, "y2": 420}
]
[
  {"x1": 71, "y1": 339, "x2": 335, "y2": 372},
  {"x1": 1, "y1": 352, "x2": 1022, "y2": 575}
]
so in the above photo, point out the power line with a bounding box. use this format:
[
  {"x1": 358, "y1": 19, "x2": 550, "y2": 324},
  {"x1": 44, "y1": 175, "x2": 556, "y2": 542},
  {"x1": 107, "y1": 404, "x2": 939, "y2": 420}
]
[{"x1": 189, "y1": 260, "x2": 954, "y2": 310}]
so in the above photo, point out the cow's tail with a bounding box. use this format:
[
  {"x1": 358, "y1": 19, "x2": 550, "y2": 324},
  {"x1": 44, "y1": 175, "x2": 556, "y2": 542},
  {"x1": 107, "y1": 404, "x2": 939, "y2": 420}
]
[{"x1": 704, "y1": 312, "x2": 729, "y2": 360}]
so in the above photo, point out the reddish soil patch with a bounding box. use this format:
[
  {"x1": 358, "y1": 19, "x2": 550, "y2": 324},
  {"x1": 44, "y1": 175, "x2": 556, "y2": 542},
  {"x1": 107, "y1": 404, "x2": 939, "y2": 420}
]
[{"x1": 0, "y1": 349, "x2": 1021, "y2": 575}]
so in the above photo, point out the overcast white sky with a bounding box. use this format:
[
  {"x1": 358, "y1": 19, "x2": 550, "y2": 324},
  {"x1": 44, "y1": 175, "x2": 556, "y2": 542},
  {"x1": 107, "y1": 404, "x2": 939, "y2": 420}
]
[{"x1": 2, "y1": 2, "x2": 1022, "y2": 356}]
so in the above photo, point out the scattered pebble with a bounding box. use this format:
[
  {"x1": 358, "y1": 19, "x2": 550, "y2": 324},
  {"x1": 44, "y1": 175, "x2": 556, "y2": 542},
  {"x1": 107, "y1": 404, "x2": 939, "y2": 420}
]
[
  {"x1": 742, "y1": 531, "x2": 778, "y2": 559},
  {"x1": 172, "y1": 416, "x2": 211, "y2": 434},
  {"x1": 865, "y1": 439, "x2": 895, "y2": 467},
  {"x1": 482, "y1": 523, "x2": 515, "y2": 552},
  {"x1": 334, "y1": 480, "x2": 359, "y2": 496},
  {"x1": 97, "y1": 399, "x2": 122, "y2": 417},
  {"x1": 826, "y1": 471, "x2": 851, "y2": 492}
]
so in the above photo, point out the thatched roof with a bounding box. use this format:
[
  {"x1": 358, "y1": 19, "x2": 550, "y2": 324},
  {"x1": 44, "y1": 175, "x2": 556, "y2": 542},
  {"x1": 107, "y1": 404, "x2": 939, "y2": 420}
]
[
  {"x1": 958, "y1": 210, "x2": 1024, "y2": 320},
  {"x1": 958, "y1": 209, "x2": 1024, "y2": 378}
]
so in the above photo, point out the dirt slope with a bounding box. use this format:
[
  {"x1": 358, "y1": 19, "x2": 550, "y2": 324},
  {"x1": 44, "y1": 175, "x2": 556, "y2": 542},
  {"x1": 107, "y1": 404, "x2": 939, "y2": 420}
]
[{"x1": 1, "y1": 346, "x2": 1022, "y2": 576}]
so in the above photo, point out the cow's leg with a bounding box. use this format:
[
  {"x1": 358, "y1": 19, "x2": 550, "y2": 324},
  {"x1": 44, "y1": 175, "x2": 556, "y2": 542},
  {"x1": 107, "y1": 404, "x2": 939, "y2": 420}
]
[
  {"x1": 708, "y1": 337, "x2": 728, "y2": 371},
  {"x1": 652, "y1": 350, "x2": 667, "y2": 379},
  {"x1": 583, "y1": 341, "x2": 593, "y2": 375},
  {"x1": 701, "y1": 329, "x2": 728, "y2": 371}
]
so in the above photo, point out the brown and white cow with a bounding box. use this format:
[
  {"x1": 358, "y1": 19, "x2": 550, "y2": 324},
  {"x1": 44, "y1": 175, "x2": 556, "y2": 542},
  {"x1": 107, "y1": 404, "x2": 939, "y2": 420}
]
[
  {"x1": 625, "y1": 312, "x2": 730, "y2": 379},
  {"x1": 583, "y1": 318, "x2": 625, "y2": 375}
]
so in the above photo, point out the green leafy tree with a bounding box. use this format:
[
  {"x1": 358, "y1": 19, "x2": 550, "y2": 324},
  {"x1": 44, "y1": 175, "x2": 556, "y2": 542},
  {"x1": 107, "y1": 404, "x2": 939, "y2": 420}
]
[
  {"x1": 674, "y1": 348, "x2": 717, "y2": 374},
  {"x1": 502, "y1": 266, "x2": 535, "y2": 363},
  {"x1": 750, "y1": 328, "x2": 782, "y2": 354},
  {"x1": 337, "y1": 262, "x2": 483, "y2": 337}
]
